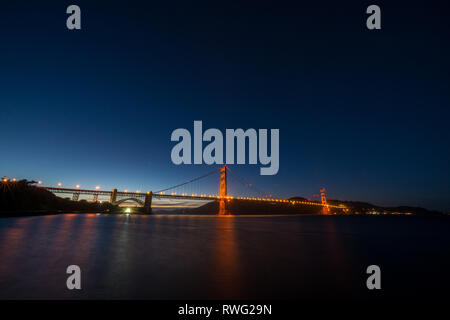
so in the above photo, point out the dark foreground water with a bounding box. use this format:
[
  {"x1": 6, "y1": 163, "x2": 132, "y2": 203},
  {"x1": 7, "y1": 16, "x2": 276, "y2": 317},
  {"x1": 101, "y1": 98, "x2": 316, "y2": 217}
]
[{"x1": 0, "y1": 214, "x2": 449, "y2": 300}]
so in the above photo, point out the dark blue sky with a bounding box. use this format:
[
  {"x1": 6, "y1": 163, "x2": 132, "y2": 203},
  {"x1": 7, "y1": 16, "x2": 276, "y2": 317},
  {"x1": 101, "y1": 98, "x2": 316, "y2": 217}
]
[{"x1": 1, "y1": 1, "x2": 449, "y2": 210}]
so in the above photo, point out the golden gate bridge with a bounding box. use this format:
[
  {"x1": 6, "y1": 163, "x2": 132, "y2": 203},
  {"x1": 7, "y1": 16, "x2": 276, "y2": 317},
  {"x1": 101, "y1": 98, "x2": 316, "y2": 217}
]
[{"x1": 38, "y1": 166, "x2": 344, "y2": 215}]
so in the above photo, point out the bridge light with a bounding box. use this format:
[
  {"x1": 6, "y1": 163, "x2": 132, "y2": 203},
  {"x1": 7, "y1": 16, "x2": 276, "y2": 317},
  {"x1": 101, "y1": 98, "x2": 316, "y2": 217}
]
[
  {"x1": 57, "y1": 182, "x2": 62, "y2": 187},
  {"x1": 12, "y1": 178, "x2": 16, "y2": 182},
  {"x1": 38, "y1": 181, "x2": 42, "y2": 185},
  {"x1": 136, "y1": 190, "x2": 140, "y2": 193},
  {"x1": 76, "y1": 184, "x2": 80, "y2": 188},
  {"x1": 2, "y1": 178, "x2": 8, "y2": 182},
  {"x1": 95, "y1": 186, "x2": 100, "y2": 190},
  {"x1": 124, "y1": 189, "x2": 128, "y2": 193}
]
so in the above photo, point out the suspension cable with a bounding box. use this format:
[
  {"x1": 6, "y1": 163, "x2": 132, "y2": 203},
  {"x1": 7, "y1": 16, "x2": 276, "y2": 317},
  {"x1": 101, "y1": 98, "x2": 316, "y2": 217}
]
[{"x1": 154, "y1": 167, "x2": 220, "y2": 194}]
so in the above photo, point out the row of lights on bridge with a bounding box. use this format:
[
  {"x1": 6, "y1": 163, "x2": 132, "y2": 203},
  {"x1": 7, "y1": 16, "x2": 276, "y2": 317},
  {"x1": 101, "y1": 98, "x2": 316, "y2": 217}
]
[
  {"x1": 56, "y1": 182, "x2": 95, "y2": 189},
  {"x1": 24, "y1": 181, "x2": 142, "y2": 194},
  {"x1": 2, "y1": 177, "x2": 39, "y2": 184},
  {"x1": 154, "y1": 191, "x2": 342, "y2": 209},
  {"x1": 2, "y1": 178, "x2": 45, "y2": 184},
  {"x1": 55, "y1": 182, "x2": 144, "y2": 194},
  {"x1": 2, "y1": 179, "x2": 134, "y2": 194}
]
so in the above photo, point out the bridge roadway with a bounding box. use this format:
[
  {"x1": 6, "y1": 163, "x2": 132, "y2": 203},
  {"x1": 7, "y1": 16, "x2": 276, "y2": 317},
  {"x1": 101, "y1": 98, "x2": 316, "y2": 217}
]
[{"x1": 39, "y1": 186, "x2": 344, "y2": 209}]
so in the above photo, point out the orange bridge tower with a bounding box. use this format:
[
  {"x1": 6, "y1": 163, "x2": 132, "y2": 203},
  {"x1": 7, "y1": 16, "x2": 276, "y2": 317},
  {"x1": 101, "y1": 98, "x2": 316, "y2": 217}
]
[
  {"x1": 219, "y1": 165, "x2": 228, "y2": 215},
  {"x1": 320, "y1": 187, "x2": 330, "y2": 214}
]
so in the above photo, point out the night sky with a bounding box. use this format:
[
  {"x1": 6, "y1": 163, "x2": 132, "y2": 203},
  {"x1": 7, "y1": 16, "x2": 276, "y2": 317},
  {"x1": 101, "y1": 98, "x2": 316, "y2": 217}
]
[{"x1": 1, "y1": 1, "x2": 449, "y2": 210}]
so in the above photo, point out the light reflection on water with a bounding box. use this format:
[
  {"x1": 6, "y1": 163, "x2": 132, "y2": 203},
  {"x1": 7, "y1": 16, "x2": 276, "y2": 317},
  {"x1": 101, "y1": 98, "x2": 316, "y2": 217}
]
[
  {"x1": 0, "y1": 213, "x2": 449, "y2": 299},
  {"x1": 212, "y1": 216, "x2": 242, "y2": 298}
]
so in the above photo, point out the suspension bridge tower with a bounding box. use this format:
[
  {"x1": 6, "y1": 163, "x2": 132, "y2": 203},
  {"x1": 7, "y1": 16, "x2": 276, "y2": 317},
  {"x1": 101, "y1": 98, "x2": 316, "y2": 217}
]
[
  {"x1": 219, "y1": 165, "x2": 228, "y2": 215},
  {"x1": 320, "y1": 187, "x2": 330, "y2": 214}
]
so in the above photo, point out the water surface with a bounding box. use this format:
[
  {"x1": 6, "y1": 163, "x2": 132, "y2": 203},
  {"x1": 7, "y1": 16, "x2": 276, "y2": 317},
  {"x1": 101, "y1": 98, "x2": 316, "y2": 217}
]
[{"x1": 0, "y1": 214, "x2": 449, "y2": 299}]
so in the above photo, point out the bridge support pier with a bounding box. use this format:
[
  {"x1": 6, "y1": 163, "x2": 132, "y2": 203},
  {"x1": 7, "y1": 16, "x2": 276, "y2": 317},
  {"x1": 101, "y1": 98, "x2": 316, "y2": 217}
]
[
  {"x1": 72, "y1": 193, "x2": 80, "y2": 201},
  {"x1": 144, "y1": 191, "x2": 152, "y2": 214},
  {"x1": 219, "y1": 199, "x2": 227, "y2": 215},
  {"x1": 110, "y1": 189, "x2": 117, "y2": 204}
]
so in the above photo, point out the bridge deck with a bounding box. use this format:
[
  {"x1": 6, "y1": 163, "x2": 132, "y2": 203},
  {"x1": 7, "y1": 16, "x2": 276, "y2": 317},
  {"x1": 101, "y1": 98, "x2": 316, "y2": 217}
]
[{"x1": 39, "y1": 186, "x2": 344, "y2": 209}]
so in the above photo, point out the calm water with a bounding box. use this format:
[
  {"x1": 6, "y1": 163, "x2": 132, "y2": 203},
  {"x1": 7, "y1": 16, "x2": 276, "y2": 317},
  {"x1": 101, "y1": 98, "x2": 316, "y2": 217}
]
[{"x1": 0, "y1": 213, "x2": 449, "y2": 299}]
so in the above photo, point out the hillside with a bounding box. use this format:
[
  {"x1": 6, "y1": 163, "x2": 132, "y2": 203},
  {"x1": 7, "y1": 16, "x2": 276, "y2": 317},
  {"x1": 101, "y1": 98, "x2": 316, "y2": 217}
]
[{"x1": 0, "y1": 179, "x2": 116, "y2": 216}]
